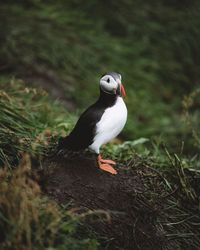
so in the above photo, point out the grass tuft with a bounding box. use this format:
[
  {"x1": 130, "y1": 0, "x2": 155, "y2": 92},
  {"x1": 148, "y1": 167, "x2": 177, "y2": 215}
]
[{"x1": 0, "y1": 80, "x2": 75, "y2": 167}]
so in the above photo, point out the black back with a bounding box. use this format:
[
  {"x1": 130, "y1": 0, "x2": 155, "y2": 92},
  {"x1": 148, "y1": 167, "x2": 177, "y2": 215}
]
[{"x1": 57, "y1": 89, "x2": 117, "y2": 151}]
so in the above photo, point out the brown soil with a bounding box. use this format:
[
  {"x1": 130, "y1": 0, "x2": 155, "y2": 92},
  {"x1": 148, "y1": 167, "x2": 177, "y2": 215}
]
[{"x1": 41, "y1": 152, "x2": 172, "y2": 250}]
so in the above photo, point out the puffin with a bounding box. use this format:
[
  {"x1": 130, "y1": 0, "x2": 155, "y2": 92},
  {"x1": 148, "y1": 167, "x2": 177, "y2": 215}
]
[{"x1": 57, "y1": 72, "x2": 127, "y2": 175}]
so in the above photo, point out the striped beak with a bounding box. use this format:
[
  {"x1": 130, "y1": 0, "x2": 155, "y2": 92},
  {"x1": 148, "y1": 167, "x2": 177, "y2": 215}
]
[{"x1": 120, "y1": 83, "x2": 126, "y2": 97}]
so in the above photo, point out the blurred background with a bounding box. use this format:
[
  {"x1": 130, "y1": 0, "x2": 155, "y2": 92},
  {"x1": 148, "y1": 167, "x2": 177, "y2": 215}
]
[{"x1": 0, "y1": 0, "x2": 199, "y2": 155}]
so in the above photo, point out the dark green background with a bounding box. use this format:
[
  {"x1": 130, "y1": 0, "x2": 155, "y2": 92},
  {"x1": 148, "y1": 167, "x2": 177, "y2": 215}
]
[{"x1": 0, "y1": 0, "x2": 199, "y2": 154}]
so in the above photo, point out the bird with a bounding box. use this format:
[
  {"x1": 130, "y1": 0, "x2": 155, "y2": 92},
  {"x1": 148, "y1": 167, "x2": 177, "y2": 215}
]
[{"x1": 57, "y1": 72, "x2": 127, "y2": 175}]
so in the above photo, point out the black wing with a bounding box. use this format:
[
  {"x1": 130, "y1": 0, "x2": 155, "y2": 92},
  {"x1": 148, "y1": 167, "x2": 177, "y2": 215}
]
[{"x1": 57, "y1": 102, "x2": 105, "y2": 151}]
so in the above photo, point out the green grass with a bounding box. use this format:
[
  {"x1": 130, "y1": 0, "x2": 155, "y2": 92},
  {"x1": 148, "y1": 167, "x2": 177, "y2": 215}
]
[
  {"x1": 0, "y1": 80, "x2": 76, "y2": 167},
  {"x1": 0, "y1": 1, "x2": 200, "y2": 248},
  {"x1": 0, "y1": 1, "x2": 200, "y2": 153},
  {"x1": 0, "y1": 80, "x2": 199, "y2": 249}
]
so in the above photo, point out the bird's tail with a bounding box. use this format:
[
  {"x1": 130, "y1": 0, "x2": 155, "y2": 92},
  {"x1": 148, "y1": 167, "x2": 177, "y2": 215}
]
[{"x1": 56, "y1": 136, "x2": 71, "y2": 154}]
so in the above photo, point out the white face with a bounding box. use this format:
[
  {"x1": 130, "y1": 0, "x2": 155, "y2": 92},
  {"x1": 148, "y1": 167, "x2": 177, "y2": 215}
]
[{"x1": 100, "y1": 74, "x2": 121, "y2": 95}]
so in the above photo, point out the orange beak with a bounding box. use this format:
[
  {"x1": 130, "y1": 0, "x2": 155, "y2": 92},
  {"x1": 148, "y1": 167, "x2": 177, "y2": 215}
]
[{"x1": 120, "y1": 83, "x2": 126, "y2": 97}]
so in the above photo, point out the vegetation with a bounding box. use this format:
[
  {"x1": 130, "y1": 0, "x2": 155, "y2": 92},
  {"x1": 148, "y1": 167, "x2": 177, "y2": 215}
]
[
  {"x1": 0, "y1": 155, "x2": 98, "y2": 250},
  {"x1": 0, "y1": 0, "x2": 200, "y2": 249},
  {"x1": 1, "y1": 0, "x2": 200, "y2": 151},
  {"x1": 0, "y1": 80, "x2": 76, "y2": 166},
  {"x1": 0, "y1": 78, "x2": 199, "y2": 249}
]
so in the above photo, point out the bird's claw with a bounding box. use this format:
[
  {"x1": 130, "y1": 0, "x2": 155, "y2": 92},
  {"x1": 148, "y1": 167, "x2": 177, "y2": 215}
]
[
  {"x1": 99, "y1": 163, "x2": 117, "y2": 175},
  {"x1": 97, "y1": 155, "x2": 117, "y2": 175}
]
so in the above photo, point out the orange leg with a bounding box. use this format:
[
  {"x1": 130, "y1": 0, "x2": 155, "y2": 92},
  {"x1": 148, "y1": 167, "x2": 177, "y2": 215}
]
[{"x1": 97, "y1": 155, "x2": 117, "y2": 175}]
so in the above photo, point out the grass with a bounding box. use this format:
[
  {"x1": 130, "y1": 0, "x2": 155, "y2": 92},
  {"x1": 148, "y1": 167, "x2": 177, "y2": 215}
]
[
  {"x1": 0, "y1": 79, "x2": 76, "y2": 167},
  {"x1": 1, "y1": 1, "x2": 200, "y2": 153},
  {"x1": 0, "y1": 153, "x2": 98, "y2": 250},
  {"x1": 127, "y1": 151, "x2": 200, "y2": 249},
  {"x1": 182, "y1": 87, "x2": 200, "y2": 149},
  {"x1": 0, "y1": 1, "x2": 200, "y2": 248},
  {"x1": 0, "y1": 80, "x2": 199, "y2": 249}
]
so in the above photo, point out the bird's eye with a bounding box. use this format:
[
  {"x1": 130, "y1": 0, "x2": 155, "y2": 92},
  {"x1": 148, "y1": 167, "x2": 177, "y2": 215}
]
[{"x1": 107, "y1": 78, "x2": 110, "y2": 83}]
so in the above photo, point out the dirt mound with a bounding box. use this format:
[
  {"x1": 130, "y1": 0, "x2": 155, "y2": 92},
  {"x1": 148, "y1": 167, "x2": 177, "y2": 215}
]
[
  {"x1": 41, "y1": 152, "x2": 173, "y2": 250},
  {"x1": 42, "y1": 154, "x2": 200, "y2": 250}
]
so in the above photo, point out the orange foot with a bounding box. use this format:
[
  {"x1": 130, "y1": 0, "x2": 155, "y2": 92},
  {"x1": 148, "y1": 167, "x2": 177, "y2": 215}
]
[{"x1": 97, "y1": 155, "x2": 117, "y2": 175}]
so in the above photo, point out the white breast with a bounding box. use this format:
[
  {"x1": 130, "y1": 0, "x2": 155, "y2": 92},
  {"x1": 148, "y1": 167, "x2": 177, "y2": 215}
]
[{"x1": 89, "y1": 97, "x2": 127, "y2": 154}]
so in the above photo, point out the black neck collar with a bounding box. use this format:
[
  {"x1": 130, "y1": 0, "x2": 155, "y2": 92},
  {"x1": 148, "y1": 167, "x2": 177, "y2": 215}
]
[{"x1": 97, "y1": 88, "x2": 117, "y2": 107}]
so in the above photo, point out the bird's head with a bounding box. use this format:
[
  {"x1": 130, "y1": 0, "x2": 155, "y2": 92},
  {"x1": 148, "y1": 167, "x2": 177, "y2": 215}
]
[{"x1": 100, "y1": 72, "x2": 126, "y2": 97}]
